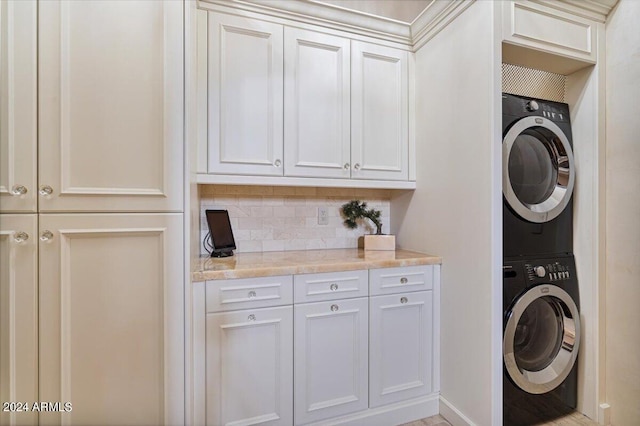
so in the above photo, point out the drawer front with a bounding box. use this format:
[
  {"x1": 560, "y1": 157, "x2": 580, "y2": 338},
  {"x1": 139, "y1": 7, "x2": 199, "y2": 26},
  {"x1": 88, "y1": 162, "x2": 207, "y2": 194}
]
[
  {"x1": 294, "y1": 269, "x2": 368, "y2": 303},
  {"x1": 206, "y1": 275, "x2": 293, "y2": 312},
  {"x1": 370, "y1": 265, "x2": 433, "y2": 296}
]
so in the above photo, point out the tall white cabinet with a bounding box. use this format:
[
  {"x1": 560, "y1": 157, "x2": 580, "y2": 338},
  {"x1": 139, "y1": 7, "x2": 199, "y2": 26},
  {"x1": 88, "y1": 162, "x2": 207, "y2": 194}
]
[
  {"x1": 0, "y1": 1, "x2": 185, "y2": 425},
  {"x1": 0, "y1": 0, "x2": 37, "y2": 213},
  {"x1": 37, "y1": 0, "x2": 183, "y2": 212}
]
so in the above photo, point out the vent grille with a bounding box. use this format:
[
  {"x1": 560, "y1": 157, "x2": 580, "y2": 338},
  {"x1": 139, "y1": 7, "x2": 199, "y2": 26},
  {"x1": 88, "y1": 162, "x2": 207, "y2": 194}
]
[{"x1": 502, "y1": 63, "x2": 566, "y2": 102}]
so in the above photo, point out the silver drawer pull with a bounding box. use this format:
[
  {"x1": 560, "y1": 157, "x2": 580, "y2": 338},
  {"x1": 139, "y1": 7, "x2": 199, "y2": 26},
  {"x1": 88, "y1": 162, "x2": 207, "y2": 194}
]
[
  {"x1": 400, "y1": 277, "x2": 408, "y2": 284},
  {"x1": 247, "y1": 314, "x2": 256, "y2": 321},
  {"x1": 330, "y1": 283, "x2": 338, "y2": 291},
  {"x1": 330, "y1": 304, "x2": 339, "y2": 312},
  {"x1": 400, "y1": 297, "x2": 408, "y2": 304},
  {"x1": 248, "y1": 291, "x2": 256, "y2": 298}
]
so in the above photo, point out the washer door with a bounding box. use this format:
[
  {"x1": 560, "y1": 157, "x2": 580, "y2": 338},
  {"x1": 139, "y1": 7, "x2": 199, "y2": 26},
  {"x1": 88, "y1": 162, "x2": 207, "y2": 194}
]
[
  {"x1": 503, "y1": 116, "x2": 575, "y2": 223},
  {"x1": 503, "y1": 285, "x2": 580, "y2": 394}
]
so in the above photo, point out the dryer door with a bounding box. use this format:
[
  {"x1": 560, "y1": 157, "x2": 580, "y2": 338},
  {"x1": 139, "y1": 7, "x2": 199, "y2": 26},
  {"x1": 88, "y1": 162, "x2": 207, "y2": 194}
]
[
  {"x1": 503, "y1": 116, "x2": 575, "y2": 223},
  {"x1": 503, "y1": 285, "x2": 580, "y2": 394}
]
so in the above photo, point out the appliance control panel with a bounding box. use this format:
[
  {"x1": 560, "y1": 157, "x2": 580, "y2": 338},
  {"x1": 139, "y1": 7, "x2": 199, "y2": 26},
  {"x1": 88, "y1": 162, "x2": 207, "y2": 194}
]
[
  {"x1": 524, "y1": 261, "x2": 572, "y2": 283},
  {"x1": 502, "y1": 94, "x2": 570, "y2": 123}
]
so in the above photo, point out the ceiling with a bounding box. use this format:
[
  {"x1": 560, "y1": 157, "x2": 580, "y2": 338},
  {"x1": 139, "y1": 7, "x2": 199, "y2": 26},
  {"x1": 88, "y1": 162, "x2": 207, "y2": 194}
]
[{"x1": 316, "y1": 0, "x2": 433, "y2": 23}]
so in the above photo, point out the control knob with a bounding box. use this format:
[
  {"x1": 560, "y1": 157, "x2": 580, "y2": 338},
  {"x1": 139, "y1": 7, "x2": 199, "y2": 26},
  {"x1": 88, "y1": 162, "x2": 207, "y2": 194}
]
[
  {"x1": 534, "y1": 266, "x2": 546, "y2": 278},
  {"x1": 526, "y1": 100, "x2": 539, "y2": 112}
]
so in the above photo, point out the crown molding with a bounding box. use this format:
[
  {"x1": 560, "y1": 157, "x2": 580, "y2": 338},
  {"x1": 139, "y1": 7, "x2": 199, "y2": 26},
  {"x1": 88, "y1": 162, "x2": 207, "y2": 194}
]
[
  {"x1": 197, "y1": 0, "x2": 618, "y2": 51},
  {"x1": 410, "y1": 0, "x2": 474, "y2": 51},
  {"x1": 199, "y1": 0, "x2": 413, "y2": 45}
]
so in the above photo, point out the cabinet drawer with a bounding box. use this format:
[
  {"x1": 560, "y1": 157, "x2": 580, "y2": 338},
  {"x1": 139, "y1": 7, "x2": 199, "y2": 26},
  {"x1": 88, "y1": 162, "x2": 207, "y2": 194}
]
[
  {"x1": 370, "y1": 265, "x2": 433, "y2": 295},
  {"x1": 206, "y1": 275, "x2": 293, "y2": 312},
  {"x1": 294, "y1": 269, "x2": 368, "y2": 303}
]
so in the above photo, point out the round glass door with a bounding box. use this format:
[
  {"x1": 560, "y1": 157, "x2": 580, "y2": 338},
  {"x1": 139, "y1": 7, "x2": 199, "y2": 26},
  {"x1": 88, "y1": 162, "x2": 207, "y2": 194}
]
[
  {"x1": 503, "y1": 285, "x2": 580, "y2": 394},
  {"x1": 503, "y1": 116, "x2": 575, "y2": 223}
]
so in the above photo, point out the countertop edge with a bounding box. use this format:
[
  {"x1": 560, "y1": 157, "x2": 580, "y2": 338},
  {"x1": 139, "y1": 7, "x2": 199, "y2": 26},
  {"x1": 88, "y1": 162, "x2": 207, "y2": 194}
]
[{"x1": 191, "y1": 249, "x2": 442, "y2": 282}]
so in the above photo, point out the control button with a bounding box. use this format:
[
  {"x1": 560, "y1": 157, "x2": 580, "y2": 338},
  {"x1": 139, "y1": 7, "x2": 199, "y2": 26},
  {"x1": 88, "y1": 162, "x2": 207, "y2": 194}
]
[
  {"x1": 534, "y1": 266, "x2": 546, "y2": 278},
  {"x1": 526, "y1": 100, "x2": 539, "y2": 112}
]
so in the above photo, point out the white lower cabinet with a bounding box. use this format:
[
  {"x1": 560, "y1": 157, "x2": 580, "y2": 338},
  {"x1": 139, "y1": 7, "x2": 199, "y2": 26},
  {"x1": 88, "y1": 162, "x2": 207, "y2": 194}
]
[
  {"x1": 0, "y1": 214, "x2": 38, "y2": 426},
  {"x1": 194, "y1": 265, "x2": 439, "y2": 426},
  {"x1": 294, "y1": 297, "x2": 369, "y2": 425},
  {"x1": 206, "y1": 306, "x2": 293, "y2": 426},
  {"x1": 369, "y1": 291, "x2": 433, "y2": 408}
]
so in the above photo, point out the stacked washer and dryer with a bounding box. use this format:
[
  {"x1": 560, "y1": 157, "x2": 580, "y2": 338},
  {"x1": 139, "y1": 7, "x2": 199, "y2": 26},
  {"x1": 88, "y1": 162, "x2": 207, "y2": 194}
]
[{"x1": 502, "y1": 93, "x2": 581, "y2": 424}]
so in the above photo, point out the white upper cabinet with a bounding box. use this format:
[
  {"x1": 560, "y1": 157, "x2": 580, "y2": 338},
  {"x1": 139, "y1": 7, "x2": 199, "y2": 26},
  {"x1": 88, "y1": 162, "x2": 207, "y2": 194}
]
[
  {"x1": 0, "y1": 0, "x2": 37, "y2": 213},
  {"x1": 502, "y1": 1, "x2": 597, "y2": 65},
  {"x1": 37, "y1": 0, "x2": 183, "y2": 212},
  {"x1": 208, "y1": 13, "x2": 284, "y2": 176},
  {"x1": 198, "y1": 9, "x2": 415, "y2": 188},
  {"x1": 351, "y1": 41, "x2": 408, "y2": 181},
  {"x1": 284, "y1": 28, "x2": 351, "y2": 179}
]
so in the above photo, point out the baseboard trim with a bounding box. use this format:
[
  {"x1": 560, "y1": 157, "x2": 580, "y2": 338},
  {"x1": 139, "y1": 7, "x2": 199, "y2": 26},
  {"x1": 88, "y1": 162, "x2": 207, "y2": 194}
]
[
  {"x1": 307, "y1": 393, "x2": 440, "y2": 426},
  {"x1": 439, "y1": 396, "x2": 476, "y2": 426}
]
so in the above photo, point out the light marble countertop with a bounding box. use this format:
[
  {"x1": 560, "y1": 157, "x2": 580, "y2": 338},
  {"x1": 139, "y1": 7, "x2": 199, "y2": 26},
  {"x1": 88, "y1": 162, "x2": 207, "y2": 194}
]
[{"x1": 192, "y1": 248, "x2": 442, "y2": 281}]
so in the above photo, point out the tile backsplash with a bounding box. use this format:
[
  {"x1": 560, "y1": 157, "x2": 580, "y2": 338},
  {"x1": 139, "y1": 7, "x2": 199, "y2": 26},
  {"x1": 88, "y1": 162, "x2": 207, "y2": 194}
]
[{"x1": 199, "y1": 185, "x2": 392, "y2": 255}]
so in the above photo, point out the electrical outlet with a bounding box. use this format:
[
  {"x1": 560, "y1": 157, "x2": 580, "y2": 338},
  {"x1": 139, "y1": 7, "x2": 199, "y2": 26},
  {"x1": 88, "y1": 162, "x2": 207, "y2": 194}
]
[{"x1": 318, "y1": 207, "x2": 329, "y2": 225}]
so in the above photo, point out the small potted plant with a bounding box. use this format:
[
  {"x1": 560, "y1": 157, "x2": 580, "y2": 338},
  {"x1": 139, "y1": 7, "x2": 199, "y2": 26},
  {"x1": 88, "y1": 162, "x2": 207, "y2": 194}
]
[{"x1": 341, "y1": 200, "x2": 395, "y2": 251}]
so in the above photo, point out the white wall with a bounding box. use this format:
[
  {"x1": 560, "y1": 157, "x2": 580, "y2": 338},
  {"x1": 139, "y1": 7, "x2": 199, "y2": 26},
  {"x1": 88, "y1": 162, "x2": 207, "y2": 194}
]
[
  {"x1": 391, "y1": 1, "x2": 502, "y2": 424},
  {"x1": 604, "y1": 1, "x2": 640, "y2": 424}
]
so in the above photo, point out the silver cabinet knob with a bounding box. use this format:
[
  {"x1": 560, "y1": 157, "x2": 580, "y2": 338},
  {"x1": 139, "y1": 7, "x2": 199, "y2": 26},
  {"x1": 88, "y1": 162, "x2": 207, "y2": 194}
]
[
  {"x1": 353, "y1": 163, "x2": 361, "y2": 171},
  {"x1": 400, "y1": 297, "x2": 408, "y2": 304},
  {"x1": 330, "y1": 304, "x2": 339, "y2": 312},
  {"x1": 343, "y1": 163, "x2": 350, "y2": 170},
  {"x1": 273, "y1": 159, "x2": 281, "y2": 167},
  {"x1": 10, "y1": 185, "x2": 28, "y2": 196},
  {"x1": 248, "y1": 291, "x2": 256, "y2": 298},
  {"x1": 330, "y1": 283, "x2": 338, "y2": 291},
  {"x1": 39, "y1": 185, "x2": 53, "y2": 196},
  {"x1": 13, "y1": 231, "x2": 29, "y2": 243},
  {"x1": 40, "y1": 230, "x2": 54, "y2": 242},
  {"x1": 247, "y1": 314, "x2": 256, "y2": 321},
  {"x1": 400, "y1": 277, "x2": 408, "y2": 284}
]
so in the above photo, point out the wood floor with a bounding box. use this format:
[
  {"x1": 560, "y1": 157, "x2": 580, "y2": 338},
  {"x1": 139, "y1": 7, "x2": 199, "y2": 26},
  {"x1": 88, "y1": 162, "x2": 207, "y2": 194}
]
[{"x1": 400, "y1": 411, "x2": 598, "y2": 426}]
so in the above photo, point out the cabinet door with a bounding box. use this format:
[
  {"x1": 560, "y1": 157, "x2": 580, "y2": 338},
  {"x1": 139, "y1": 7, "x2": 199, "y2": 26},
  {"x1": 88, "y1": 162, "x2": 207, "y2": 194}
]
[
  {"x1": 208, "y1": 13, "x2": 284, "y2": 176},
  {"x1": 206, "y1": 306, "x2": 293, "y2": 426},
  {"x1": 351, "y1": 41, "x2": 408, "y2": 181},
  {"x1": 284, "y1": 28, "x2": 350, "y2": 179},
  {"x1": 369, "y1": 291, "x2": 433, "y2": 408},
  {"x1": 0, "y1": 214, "x2": 38, "y2": 426},
  {"x1": 38, "y1": 1, "x2": 183, "y2": 212},
  {"x1": 0, "y1": 0, "x2": 37, "y2": 213},
  {"x1": 294, "y1": 298, "x2": 368, "y2": 424},
  {"x1": 38, "y1": 213, "x2": 183, "y2": 426}
]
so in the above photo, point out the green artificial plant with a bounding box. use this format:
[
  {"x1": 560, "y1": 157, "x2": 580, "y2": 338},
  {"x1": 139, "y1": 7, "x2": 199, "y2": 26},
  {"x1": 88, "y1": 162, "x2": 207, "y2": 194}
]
[{"x1": 341, "y1": 200, "x2": 383, "y2": 235}]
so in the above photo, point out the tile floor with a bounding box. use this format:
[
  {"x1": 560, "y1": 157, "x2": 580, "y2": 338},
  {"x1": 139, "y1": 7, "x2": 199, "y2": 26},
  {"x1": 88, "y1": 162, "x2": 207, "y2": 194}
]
[{"x1": 401, "y1": 411, "x2": 598, "y2": 426}]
